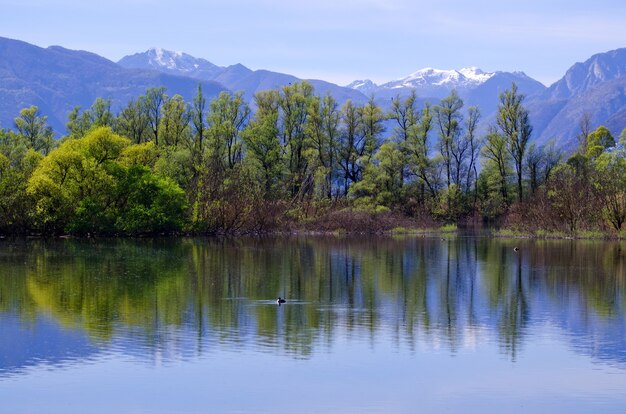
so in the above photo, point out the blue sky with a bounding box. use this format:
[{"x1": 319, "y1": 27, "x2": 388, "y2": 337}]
[{"x1": 1, "y1": 0, "x2": 625, "y2": 86}]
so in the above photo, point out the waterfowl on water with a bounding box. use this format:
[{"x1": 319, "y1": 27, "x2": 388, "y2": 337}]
[
  {"x1": 513, "y1": 247, "x2": 520, "y2": 251},
  {"x1": 276, "y1": 297, "x2": 286, "y2": 305}
]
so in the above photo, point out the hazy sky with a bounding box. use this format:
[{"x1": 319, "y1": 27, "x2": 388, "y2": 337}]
[{"x1": 2, "y1": 0, "x2": 625, "y2": 86}]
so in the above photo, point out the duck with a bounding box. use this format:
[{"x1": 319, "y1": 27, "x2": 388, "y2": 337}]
[
  {"x1": 513, "y1": 247, "x2": 519, "y2": 252},
  {"x1": 276, "y1": 297, "x2": 286, "y2": 305}
]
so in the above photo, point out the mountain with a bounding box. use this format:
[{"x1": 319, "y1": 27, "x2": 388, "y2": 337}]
[
  {"x1": 118, "y1": 49, "x2": 369, "y2": 105},
  {"x1": 347, "y1": 67, "x2": 546, "y2": 127},
  {"x1": 346, "y1": 79, "x2": 378, "y2": 96},
  {"x1": 3, "y1": 36, "x2": 626, "y2": 152},
  {"x1": 379, "y1": 67, "x2": 495, "y2": 98},
  {"x1": 118, "y1": 48, "x2": 224, "y2": 79},
  {"x1": 529, "y1": 48, "x2": 626, "y2": 148},
  {"x1": 0, "y1": 37, "x2": 227, "y2": 133},
  {"x1": 347, "y1": 67, "x2": 545, "y2": 100}
]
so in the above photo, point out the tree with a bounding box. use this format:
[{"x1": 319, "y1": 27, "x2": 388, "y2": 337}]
[
  {"x1": 190, "y1": 84, "x2": 207, "y2": 164},
  {"x1": 116, "y1": 97, "x2": 150, "y2": 144},
  {"x1": 465, "y1": 106, "x2": 481, "y2": 201},
  {"x1": 405, "y1": 103, "x2": 437, "y2": 201},
  {"x1": 594, "y1": 150, "x2": 626, "y2": 231},
  {"x1": 307, "y1": 94, "x2": 340, "y2": 199},
  {"x1": 525, "y1": 143, "x2": 543, "y2": 194},
  {"x1": 482, "y1": 130, "x2": 510, "y2": 204},
  {"x1": 0, "y1": 127, "x2": 42, "y2": 233},
  {"x1": 577, "y1": 112, "x2": 592, "y2": 153},
  {"x1": 434, "y1": 90, "x2": 464, "y2": 189},
  {"x1": 14, "y1": 106, "x2": 54, "y2": 154},
  {"x1": 27, "y1": 127, "x2": 186, "y2": 234},
  {"x1": 496, "y1": 83, "x2": 532, "y2": 202},
  {"x1": 113, "y1": 165, "x2": 187, "y2": 234},
  {"x1": 145, "y1": 87, "x2": 167, "y2": 145},
  {"x1": 389, "y1": 90, "x2": 419, "y2": 187},
  {"x1": 350, "y1": 141, "x2": 403, "y2": 211},
  {"x1": 338, "y1": 100, "x2": 363, "y2": 194},
  {"x1": 586, "y1": 126, "x2": 615, "y2": 159},
  {"x1": 279, "y1": 82, "x2": 314, "y2": 197},
  {"x1": 547, "y1": 164, "x2": 599, "y2": 233},
  {"x1": 207, "y1": 91, "x2": 250, "y2": 171},
  {"x1": 160, "y1": 94, "x2": 190, "y2": 147},
  {"x1": 358, "y1": 97, "x2": 385, "y2": 166},
  {"x1": 243, "y1": 90, "x2": 283, "y2": 198},
  {"x1": 27, "y1": 127, "x2": 130, "y2": 233}
]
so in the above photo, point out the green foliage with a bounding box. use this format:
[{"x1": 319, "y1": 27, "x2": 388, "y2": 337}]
[
  {"x1": 586, "y1": 126, "x2": 615, "y2": 159},
  {"x1": 243, "y1": 90, "x2": 283, "y2": 198},
  {"x1": 27, "y1": 127, "x2": 185, "y2": 235},
  {"x1": 4, "y1": 81, "x2": 626, "y2": 236},
  {"x1": 594, "y1": 151, "x2": 626, "y2": 231},
  {"x1": 14, "y1": 106, "x2": 55, "y2": 154},
  {"x1": 114, "y1": 165, "x2": 187, "y2": 234},
  {"x1": 496, "y1": 83, "x2": 532, "y2": 202}
]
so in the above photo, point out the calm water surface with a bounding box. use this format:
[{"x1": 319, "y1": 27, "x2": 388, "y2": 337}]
[{"x1": 1, "y1": 236, "x2": 625, "y2": 413}]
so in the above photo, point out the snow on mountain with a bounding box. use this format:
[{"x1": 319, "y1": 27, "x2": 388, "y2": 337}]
[
  {"x1": 145, "y1": 47, "x2": 220, "y2": 73},
  {"x1": 345, "y1": 79, "x2": 378, "y2": 95},
  {"x1": 383, "y1": 67, "x2": 495, "y2": 90},
  {"x1": 118, "y1": 48, "x2": 223, "y2": 79}
]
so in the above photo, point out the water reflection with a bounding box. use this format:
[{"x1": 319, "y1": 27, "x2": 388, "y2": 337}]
[{"x1": 0, "y1": 236, "x2": 625, "y2": 374}]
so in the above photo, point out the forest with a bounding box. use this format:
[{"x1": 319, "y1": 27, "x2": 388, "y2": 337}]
[{"x1": 0, "y1": 81, "x2": 625, "y2": 236}]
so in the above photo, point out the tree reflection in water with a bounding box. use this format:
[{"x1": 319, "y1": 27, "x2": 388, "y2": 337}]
[{"x1": 0, "y1": 236, "x2": 624, "y2": 367}]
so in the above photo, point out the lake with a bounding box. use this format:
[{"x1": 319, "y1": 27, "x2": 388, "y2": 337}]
[{"x1": 1, "y1": 236, "x2": 625, "y2": 413}]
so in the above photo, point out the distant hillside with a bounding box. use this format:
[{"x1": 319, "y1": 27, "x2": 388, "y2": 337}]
[
  {"x1": 0, "y1": 37, "x2": 227, "y2": 134},
  {"x1": 347, "y1": 68, "x2": 546, "y2": 120},
  {"x1": 2, "y1": 37, "x2": 626, "y2": 151},
  {"x1": 529, "y1": 48, "x2": 626, "y2": 148},
  {"x1": 117, "y1": 48, "x2": 369, "y2": 105}
]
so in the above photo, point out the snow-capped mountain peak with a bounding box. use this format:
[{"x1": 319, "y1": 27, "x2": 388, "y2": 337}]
[
  {"x1": 345, "y1": 67, "x2": 498, "y2": 97},
  {"x1": 346, "y1": 79, "x2": 378, "y2": 95},
  {"x1": 145, "y1": 47, "x2": 209, "y2": 72},
  {"x1": 118, "y1": 47, "x2": 224, "y2": 79},
  {"x1": 458, "y1": 67, "x2": 494, "y2": 83},
  {"x1": 390, "y1": 67, "x2": 495, "y2": 89},
  {"x1": 148, "y1": 47, "x2": 183, "y2": 70}
]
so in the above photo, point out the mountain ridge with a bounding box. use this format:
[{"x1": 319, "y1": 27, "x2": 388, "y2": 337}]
[
  {"x1": 0, "y1": 37, "x2": 227, "y2": 133},
  {"x1": 2, "y1": 37, "x2": 626, "y2": 150}
]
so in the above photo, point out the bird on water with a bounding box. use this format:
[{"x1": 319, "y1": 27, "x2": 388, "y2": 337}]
[{"x1": 276, "y1": 297, "x2": 286, "y2": 305}]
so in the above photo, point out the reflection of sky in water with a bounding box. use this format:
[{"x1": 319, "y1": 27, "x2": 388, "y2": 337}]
[
  {"x1": 0, "y1": 237, "x2": 626, "y2": 412},
  {"x1": 1, "y1": 322, "x2": 626, "y2": 414}
]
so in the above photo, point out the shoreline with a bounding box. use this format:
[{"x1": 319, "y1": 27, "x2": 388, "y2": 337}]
[{"x1": 2, "y1": 226, "x2": 626, "y2": 241}]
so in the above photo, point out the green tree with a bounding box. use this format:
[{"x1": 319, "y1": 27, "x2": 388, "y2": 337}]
[
  {"x1": 307, "y1": 94, "x2": 341, "y2": 199},
  {"x1": 496, "y1": 83, "x2": 532, "y2": 202},
  {"x1": 116, "y1": 97, "x2": 150, "y2": 144},
  {"x1": 207, "y1": 91, "x2": 250, "y2": 171},
  {"x1": 0, "y1": 127, "x2": 42, "y2": 233},
  {"x1": 145, "y1": 87, "x2": 167, "y2": 145},
  {"x1": 481, "y1": 130, "x2": 511, "y2": 207},
  {"x1": 28, "y1": 127, "x2": 129, "y2": 233},
  {"x1": 14, "y1": 106, "x2": 55, "y2": 154},
  {"x1": 389, "y1": 91, "x2": 420, "y2": 187},
  {"x1": 243, "y1": 90, "x2": 283, "y2": 198},
  {"x1": 405, "y1": 103, "x2": 438, "y2": 202},
  {"x1": 338, "y1": 100, "x2": 363, "y2": 194},
  {"x1": 279, "y1": 82, "x2": 314, "y2": 197},
  {"x1": 114, "y1": 165, "x2": 187, "y2": 234},
  {"x1": 434, "y1": 90, "x2": 464, "y2": 189},
  {"x1": 586, "y1": 126, "x2": 615, "y2": 159},
  {"x1": 594, "y1": 150, "x2": 626, "y2": 231},
  {"x1": 464, "y1": 106, "x2": 481, "y2": 199},
  {"x1": 67, "y1": 98, "x2": 115, "y2": 139},
  {"x1": 190, "y1": 84, "x2": 207, "y2": 164},
  {"x1": 160, "y1": 94, "x2": 190, "y2": 147}
]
